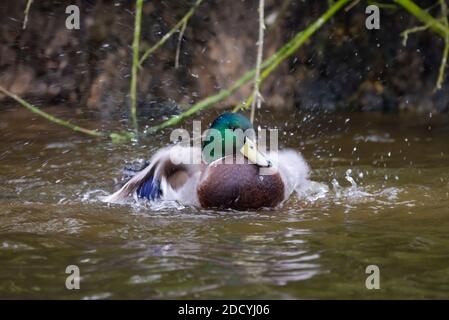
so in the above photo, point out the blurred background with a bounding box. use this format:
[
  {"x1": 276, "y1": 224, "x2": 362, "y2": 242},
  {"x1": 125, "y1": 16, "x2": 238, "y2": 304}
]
[{"x1": 1, "y1": 0, "x2": 449, "y2": 117}]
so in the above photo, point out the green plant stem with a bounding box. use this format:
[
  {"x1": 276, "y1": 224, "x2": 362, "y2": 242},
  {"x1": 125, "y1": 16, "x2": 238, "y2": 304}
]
[
  {"x1": 0, "y1": 86, "x2": 136, "y2": 143},
  {"x1": 150, "y1": 0, "x2": 350, "y2": 133},
  {"x1": 148, "y1": 68, "x2": 257, "y2": 133},
  {"x1": 139, "y1": 0, "x2": 203, "y2": 67},
  {"x1": 394, "y1": 0, "x2": 448, "y2": 37},
  {"x1": 149, "y1": 39, "x2": 289, "y2": 132},
  {"x1": 436, "y1": 39, "x2": 449, "y2": 90},
  {"x1": 130, "y1": 0, "x2": 143, "y2": 135},
  {"x1": 0, "y1": 86, "x2": 104, "y2": 138},
  {"x1": 436, "y1": 0, "x2": 449, "y2": 90}
]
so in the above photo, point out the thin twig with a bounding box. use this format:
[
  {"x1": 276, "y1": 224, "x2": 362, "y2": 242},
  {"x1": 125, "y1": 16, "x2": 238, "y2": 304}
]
[
  {"x1": 345, "y1": 0, "x2": 361, "y2": 12},
  {"x1": 150, "y1": 0, "x2": 350, "y2": 132},
  {"x1": 233, "y1": 0, "x2": 349, "y2": 113},
  {"x1": 440, "y1": 0, "x2": 449, "y2": 24},
  {"x1": 250, "y1": 0, "x2": 265, "y2": 123},
  {"x1": 0, "y1": 86, "x2": 104, "y2": 138},
  {"x1": 175, "y1": 20, "x2": 187, "y2": 69},
  {"x1": 367, "y1": 1, "x2": 398, "y2": 11},
  {"x1": 0, "y1": 86, "x2": 135, "y2": 142},
  {"x1": 139, "y1": 0, "x2": 203, "y2": 67},
  {"x1": 436, "y1": 39, "x2": 449, "y2": 90},
  {"x1": 130, "y1": 0, "x2": 143, "y2": 135},
  {"x1": 395, "y1": 0, "x2": 449, "y2": 90},
  {"x1": 401, "y1": 24, "x2": 430, "y2": 46},
  {"x1": 436, "y1": 0, "x2": 449, "y2": 90},
  {"x1": 22, "y1": 0, "x2": 33, "y2": 30},
  {"x1": 394, "y1": 0, "x2": 448, "y2": 37}
]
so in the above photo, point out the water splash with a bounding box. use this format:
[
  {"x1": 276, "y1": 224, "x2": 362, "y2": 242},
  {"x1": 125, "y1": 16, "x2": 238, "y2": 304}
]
[{"x1": 326, "y1": 169, "x2": 401, "y2": 206}]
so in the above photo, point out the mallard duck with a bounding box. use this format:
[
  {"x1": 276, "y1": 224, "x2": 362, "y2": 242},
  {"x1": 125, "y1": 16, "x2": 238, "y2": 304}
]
[{"x1": 105, "y1": 113, "x2": 310, "y2": 210}]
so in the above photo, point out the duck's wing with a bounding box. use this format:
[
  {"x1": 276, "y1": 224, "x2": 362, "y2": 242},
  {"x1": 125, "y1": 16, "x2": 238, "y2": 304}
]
[
  {"x1": 273, "y1": 149, "x2": 310, "y2": 200},
  {"x1": 104, "y1": 145, "x2": 203, "y2": 205}
]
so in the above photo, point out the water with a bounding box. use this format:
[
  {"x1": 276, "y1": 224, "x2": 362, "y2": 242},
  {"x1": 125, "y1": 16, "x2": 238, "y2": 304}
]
[{"x1": 1, "y1": 107, "x2": 449, "y2": 299}]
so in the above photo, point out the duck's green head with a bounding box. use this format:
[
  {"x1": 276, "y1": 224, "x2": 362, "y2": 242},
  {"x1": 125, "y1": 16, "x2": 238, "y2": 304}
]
[{"x1": 202, "y1": 112, "x2": 271, "y2": 167}]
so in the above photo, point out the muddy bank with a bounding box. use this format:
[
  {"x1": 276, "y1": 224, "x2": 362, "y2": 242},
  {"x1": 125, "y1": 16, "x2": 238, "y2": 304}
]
[{"x1": 1, "y1": 0, "x2": 448, "y2": 115}]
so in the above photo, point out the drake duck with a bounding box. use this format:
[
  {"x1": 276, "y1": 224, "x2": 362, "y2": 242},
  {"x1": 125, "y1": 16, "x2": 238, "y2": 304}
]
[{"x1": 105, "y1": 113, "x2": 310, "y2": 210}]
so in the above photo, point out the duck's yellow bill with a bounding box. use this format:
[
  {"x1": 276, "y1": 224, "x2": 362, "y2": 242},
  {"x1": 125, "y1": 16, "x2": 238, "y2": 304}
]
[{"x1": 240, "y1": 138, "x2": 272, "y2": 167}]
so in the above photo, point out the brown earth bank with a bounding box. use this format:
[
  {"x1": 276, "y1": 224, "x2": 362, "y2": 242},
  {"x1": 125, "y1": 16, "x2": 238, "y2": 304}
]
[{"x1": 1, "y1": 0, "x2": 448, "y2": 116}]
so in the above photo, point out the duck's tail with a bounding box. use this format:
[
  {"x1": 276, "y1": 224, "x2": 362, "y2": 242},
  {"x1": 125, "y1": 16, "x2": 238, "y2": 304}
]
[
  {"x1": 103, "y1": 145, "x2": 201, "y2": 204},
  {"x1": 103, "y1": 158, "x2": 162, "y2": 203}
]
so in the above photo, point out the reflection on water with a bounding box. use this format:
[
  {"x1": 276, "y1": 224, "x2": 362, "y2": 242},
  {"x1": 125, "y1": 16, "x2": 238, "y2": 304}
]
[{"x1": 1, "y1": 107, "x2": 449, "y2": 299}]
